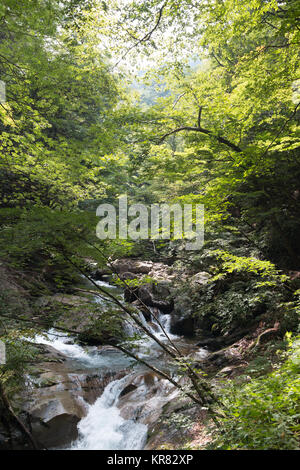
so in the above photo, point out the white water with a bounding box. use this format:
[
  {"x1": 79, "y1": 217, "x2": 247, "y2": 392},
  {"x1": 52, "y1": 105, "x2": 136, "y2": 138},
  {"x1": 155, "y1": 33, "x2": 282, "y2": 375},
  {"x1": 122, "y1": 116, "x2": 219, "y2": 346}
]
[
  {"x1": 35, "y1": 329, "x2": 148, "y2": 450},
  {"x1": 95, "y1": 279, "x2": 118, "y2": 290},
  {"x1": 148, "y1": 308, "x2": 178, "y2": 342},
  {"x1": 35, "y1": 282, "x2": 179, "y2": 450},
  {"x1": 72, "y1": 376, "x2": 147, "y2": 450},
  {"x1": 35, "y1": 329, "x2": 131, "y2": 371},
  {"x1": 36, "y1": 330, "x2": 92, "y2": 362},
  {"x1": 69, "y1": 307, "x2": 177, "y2": 450}
]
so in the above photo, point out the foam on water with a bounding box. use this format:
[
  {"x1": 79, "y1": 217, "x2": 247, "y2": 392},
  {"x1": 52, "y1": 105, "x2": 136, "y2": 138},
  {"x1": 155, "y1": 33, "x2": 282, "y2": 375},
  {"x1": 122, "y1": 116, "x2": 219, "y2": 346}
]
[
  {"x1": 34, "y1": 281, "x2": 181, "y2": 450},
  {"x1": 72, "y1": 376, "x2": 147, "y2": 450},
  {"x1": 34, "y1": 329, "x2": 130, "y2": 370},
  {"x1": 69, "y1": 307, "x2": 178, "y2": 449},
  {"x1": 35, "y1": 329, "x2": 92, "y2": 361},
  {"x1": 95, "y1": 279, "x2": 118, "y2": 290}
]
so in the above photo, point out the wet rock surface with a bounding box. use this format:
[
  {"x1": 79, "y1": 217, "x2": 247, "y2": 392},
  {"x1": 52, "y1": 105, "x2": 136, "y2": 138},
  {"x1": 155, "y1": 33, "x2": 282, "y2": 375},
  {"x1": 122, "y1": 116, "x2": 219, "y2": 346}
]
[
  {"x1": 0, "y1": 260, "x2": 261, "y2": 451},
  {"x1": 16, "y1": 344, "x2": 128, "y2": 449},
  {"x1": 118, "y1": 373, "x2": 176, "y2": 426},
  {"x1": 111, "y1": 259, "x2": 175, "y2": 281},
  {"x1": 145, "y1": 397, "x2": 208, "y2": 450}
]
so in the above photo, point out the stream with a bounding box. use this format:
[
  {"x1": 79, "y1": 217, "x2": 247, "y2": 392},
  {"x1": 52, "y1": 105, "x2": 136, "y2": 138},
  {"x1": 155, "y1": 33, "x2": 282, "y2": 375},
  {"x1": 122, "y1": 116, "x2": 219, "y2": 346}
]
[{"x1": 34, "y1": 279, "x2": 202, "y2": 450}]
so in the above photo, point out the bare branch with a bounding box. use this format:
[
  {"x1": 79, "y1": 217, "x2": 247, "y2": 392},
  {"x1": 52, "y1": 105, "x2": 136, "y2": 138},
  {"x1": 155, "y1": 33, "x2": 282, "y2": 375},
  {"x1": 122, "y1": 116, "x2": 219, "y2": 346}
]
[
  {"x1": 172, "y1": 92, "x2": 186, "y2": 109},
  {"x1": 159, "y1": 124, "x2": 242, "y2": 153},
  {"x1": 211, "y1": 50, "x2": 227, "y2": 69},
  {"x1": 113, "y1": 2, "x2": 167, "y2": 69}
]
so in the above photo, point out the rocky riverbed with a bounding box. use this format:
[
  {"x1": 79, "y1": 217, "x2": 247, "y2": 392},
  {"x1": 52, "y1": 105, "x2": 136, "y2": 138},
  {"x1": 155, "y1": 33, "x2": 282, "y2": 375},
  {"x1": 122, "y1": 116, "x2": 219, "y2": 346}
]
[{"x1": 0, "y1": 259, "x2": 258, "y2": 450}]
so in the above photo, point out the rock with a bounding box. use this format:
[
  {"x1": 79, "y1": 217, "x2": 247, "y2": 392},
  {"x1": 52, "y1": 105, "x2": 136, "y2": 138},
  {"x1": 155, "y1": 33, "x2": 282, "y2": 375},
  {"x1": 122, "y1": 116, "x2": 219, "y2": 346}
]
[
  {"x1": 97, "y1": 345, "x2": 119, "y2": 354},
  {"x1": 190, "y1": 272, "x2": 211, "y2": 287},
  {"x1": 148, "y1": 264, "x2": 174, "y2": 281},
  {"x1": 136, "y1": 285, "x2": 153, "y2": 305},
  {"x1": 34, "y1": 294, "x2": 93, "y2": 336},
  {"x1": 124, "y1": 287, "x2": 137, "y2": 303},
  {"x1": 111, "y1": 259, "x2": 153, "y2": 274},
  {"x1": 216, "y1": 364, "x2": 247, "y2": 378},
  {"x1": 18, "y1": 344, "x2": 127, "y2": 449},
  {"x1": 133, "y1": 262, "x2": 153, "y2": 274},
  {"x1": 138, "y1": 306, "x2": 152, "y2": 322},
  {"x1": 118, "y1": 373, "x2": 175, "y2": 427},
  {"x1": 153, "y1": 281, "x2": 172, "y2": 298},
  {"x1": 152, "y1": 298, "x2": 174, "y2": 314},
  {"x1": 92, "y1": 268, "x2": 111, "y2": 280},
  {"x1": 26, "y1": 368, "x2": 125, "y2": 448},
  {"x1": 119, "y1": 384, "x2": 137, "y2": 397},
  {"x1": 77, "y1": 330, "x2": 108, "y2": 346},
  {"x1": 145, "y1": 396, "x2": 207, "y2": 450},
  {"x1": 29, "y1": 398, "x2": 83, "y2": 448},
  {"x1": 0, "y1": 417, "x2": 31, "y2": 450},
  {"x1": 119, "y1": 272, "x2": 138, "y2": 280},
  {"x1": 191, "y1": 348, "x2": 209, "y2": 361},
  {"x1": 111, "y1": 259, "x2": 174, "y2": 281},
  {"x1": 170, "y1": 317, "x2": 194, "y2": 337},
  {"x1": 0, "y1": 431, "x2": 13, "y2": 450},
  {"x1": 170, "y1": 293, "x2": 194, "y2": 336},
  {"x1": 147, "y1": 322, "x2": 161, "y2": 333},
  {"x1": 34, "y1": 343, "x2": 67, "y2": 363},
  {"x1": 196, "y1": 326, "x2": 258, "y2": 351},
  {"x1": 196, "y1": 337, "x2": 227, "y2": 351},
  {"x1": 205, "y1": 345, "x2": 243, "y2": 367},
  {"x1": 125, "y1": 283, "x2": 174, "y2": 314}
]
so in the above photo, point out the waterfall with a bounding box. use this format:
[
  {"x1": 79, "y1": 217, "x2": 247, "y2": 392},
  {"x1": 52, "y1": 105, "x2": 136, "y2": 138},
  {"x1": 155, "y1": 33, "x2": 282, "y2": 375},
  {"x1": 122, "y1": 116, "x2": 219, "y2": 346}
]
[
  {"x1": 34, "y1": 280, "x2": 180, "y2": 450},
  {"x1": 68, "y1": 307, "x2": 177, "y2": 450},
  {"x1": 35, "y1": 329, "x2": 131, "y2": 371},
  {"x1": 35, "y1": 329, "x2": 148, "y2": 450},
  {"x1": 72, "y1": 376, "x2": 147, "y2": 450},
  {"x1": 35, "y1": 329, "x2": 92, "y2": 362},
  {"x1": 148, "y1": 308, "x2": 177, "y2": 341},
  {"x1": 123, "y1": 311, "x2": 146, "y2": 337}
]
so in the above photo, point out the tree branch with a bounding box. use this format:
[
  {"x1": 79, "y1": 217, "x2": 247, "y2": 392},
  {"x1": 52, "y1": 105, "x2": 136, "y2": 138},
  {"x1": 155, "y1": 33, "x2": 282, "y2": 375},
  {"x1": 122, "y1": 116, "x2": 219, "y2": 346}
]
[
  {"x1": 0, "y1": 380, "x2": 39, "y2": 449},
  {"x1": 259, "y1": 102, "x2": 300, "y2": 160},
  {"x1": 113, "y1": 2, "x2": 167, "y2": 68},
  {"x1": 159, "y1": 125, "x2": 242, "y2": 153},
  {"x1": 198, "y1": 106, "x2": 203, "y2": 128}
]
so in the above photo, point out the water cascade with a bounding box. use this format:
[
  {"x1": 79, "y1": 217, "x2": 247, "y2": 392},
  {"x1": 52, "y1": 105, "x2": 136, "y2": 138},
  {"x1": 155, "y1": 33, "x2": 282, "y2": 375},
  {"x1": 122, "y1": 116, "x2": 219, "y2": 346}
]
[{"x1": 34, "y1": 279, "x2": 186, "y2": 450}]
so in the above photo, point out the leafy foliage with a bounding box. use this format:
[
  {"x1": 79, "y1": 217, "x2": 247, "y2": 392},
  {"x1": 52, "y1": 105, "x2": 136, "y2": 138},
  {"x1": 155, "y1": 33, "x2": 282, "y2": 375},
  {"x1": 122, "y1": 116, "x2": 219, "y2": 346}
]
[
  {"x1": 210, "y1": 335, "x2": 300, "y2": 450},
  {"x1": 0, "y1": 0, "x2": 300, "y2": 450}
]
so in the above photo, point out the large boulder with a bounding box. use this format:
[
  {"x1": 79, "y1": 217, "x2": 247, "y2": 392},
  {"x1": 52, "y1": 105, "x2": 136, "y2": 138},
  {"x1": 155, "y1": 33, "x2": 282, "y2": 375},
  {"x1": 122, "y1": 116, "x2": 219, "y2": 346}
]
[
  {"x1": 152, "y1": 281, "x2": 172, "y2": 299},
  {"x1": 190, "y1": 271, "x2": 211, "y2": 286},
  {"x1": 124, "y1": 283, "x2": 174, "y2": 314},
  {"x1": 29, "y1": 397, "x2": 84, "y2": 448},
  {"x1": 170, "y1": 316, "x2": 195, "y2": 336},
  {"x1": 170, "y1": 293, "x2": 194, "y2": 337},
  {"x1": 203, "y1": 344, "x2": 244, "y2": 367},
  {"x1": 111, "y1": 259, "x2": 175, "y2": 281},
  {"x1": 118, "y1": 372, "x2": 176, "y2": 427},
  {"x1": 168, "y1": 272, "x2": 211, "y2": 337},
  {"x1": 119, "y1": 272, "x2": 138, "y2": 281},
  {"x1": 111, "y1": 259, "x2": 153, "y2": 275}
]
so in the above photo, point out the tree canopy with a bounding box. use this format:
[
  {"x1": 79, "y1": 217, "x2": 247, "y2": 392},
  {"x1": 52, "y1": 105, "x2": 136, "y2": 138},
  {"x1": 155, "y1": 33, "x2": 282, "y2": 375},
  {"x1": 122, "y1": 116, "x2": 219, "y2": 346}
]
[{"x1": 0, "y1": 0, "x2": 299, "y2": 451}]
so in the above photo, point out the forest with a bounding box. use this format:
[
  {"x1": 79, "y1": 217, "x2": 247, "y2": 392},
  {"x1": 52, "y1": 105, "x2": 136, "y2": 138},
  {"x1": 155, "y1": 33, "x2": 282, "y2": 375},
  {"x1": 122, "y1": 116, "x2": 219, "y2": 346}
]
[{"x1": 0, "y1": 0, "x2": 299, "y2": 453}]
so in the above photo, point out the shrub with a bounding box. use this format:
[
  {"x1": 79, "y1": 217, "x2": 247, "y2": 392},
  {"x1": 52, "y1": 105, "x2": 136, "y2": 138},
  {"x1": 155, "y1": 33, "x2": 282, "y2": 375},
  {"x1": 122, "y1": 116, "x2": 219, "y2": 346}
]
[{"x1": 210, "y1": 335, "x2": 300, "y2": 449}]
